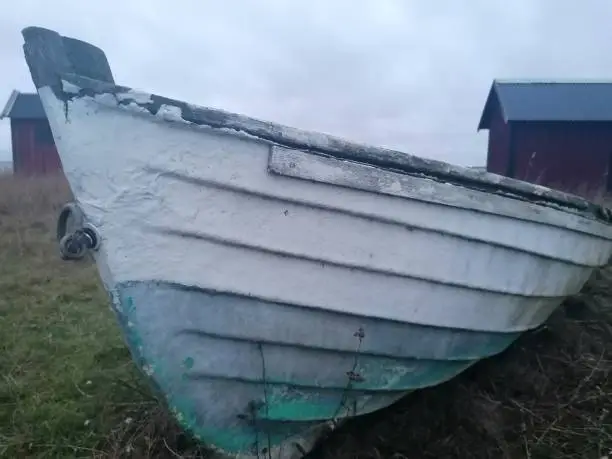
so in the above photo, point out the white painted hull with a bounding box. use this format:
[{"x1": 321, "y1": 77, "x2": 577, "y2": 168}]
[
  {"x1": 38, "y1": 89, "x2": 612, "y2": 331},
  {"x1": 37, "y1": 85, "x2": 612, "y2": 456},
  {"x1": 20, "y1": 26, "x2": 612, "y2": 459}
]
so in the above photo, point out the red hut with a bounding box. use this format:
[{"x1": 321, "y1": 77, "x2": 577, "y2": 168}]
[
  {"x1": 0, "y1": 90, "x2": 61, "y2": 175},
  {"x1": 478, "y1": 80, "x2": 612, "y2": 200}
]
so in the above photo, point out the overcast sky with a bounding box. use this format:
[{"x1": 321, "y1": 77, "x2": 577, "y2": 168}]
[{"x1": 1, "y1": 0, "x2": 612, "y2": 165}]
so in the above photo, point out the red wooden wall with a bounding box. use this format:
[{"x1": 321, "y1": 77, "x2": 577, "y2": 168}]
[
  {"x1": 485, "y1": 104, "x2": 612, "y2": 200},
  {"x1": 485, "y1": 98, "x2": 511, "y2": 176},
  {"x1": 10, "y1": 118, "x2": 62, "y2": 176},
  {"x1": 511, "y1": 122, "x2": 612, "y2": 200}
]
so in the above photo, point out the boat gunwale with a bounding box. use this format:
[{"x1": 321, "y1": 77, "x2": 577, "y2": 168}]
[{"x1": 20, "y1": 26, "x2": 612, "y2": 226}]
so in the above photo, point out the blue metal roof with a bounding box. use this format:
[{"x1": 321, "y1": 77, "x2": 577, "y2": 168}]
[
  {"x1": 478, "y1": 80, "x2": 612, "y2": 130},
  {"x1": 0, "y1": 91, "x2": 47, "y2": 120}
]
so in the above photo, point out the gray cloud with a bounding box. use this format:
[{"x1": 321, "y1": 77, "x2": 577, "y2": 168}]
[{"x1": 1, "y1": 0, "x2": 612, "y2": 165}]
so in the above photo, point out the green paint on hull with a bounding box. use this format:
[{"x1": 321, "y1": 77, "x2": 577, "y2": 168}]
[{"x1": 108, "y1": 285, "x2": 524, "y2": 457}]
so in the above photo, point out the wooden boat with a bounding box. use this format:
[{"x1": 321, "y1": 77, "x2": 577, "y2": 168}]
[{"x1": 21, "y1": 26, "x2": 612, "y2": 459}]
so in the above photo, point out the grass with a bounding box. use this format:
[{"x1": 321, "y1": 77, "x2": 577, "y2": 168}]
[
  {"x1": 0, "y1": 174, "x2": 206, "y2": 458},
  {"x1": 0, "y1": 173, "x2": 611, "y2": 458}
]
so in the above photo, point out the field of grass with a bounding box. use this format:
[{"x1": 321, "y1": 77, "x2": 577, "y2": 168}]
[{"x1": 0, "y1": 173, "x2": 611, "y2": 458}]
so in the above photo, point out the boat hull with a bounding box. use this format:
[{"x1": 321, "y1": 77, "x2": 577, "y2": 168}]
[
  {"x1": 35, "y1": 88, "x2": 612, "y2": 457},
  {"x1": 19, "y1": 26, "x2": 612, "y2": 458}
]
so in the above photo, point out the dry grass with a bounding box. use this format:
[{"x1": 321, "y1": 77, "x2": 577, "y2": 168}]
[{"x1": 0, "y1": 173, "x2": 611, "y2": 459}]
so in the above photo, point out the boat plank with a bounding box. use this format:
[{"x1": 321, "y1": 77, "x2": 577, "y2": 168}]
[{"x1": 268, "y1": 145, "x2": 612, "y2": 237}]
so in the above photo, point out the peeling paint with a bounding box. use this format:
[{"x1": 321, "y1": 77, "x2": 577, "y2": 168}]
[
  {"x1": 183, "y1": 356, "x2": 195, "y2": 369},
  {"x1": 142, "y1": 364, "x2": 155, "y2": 376},
  {"x1": 116, "y1": 89, "x2": 153, "y2": 105},
  {"x1": 157, "y1": 104, "x2": 187, "y2": 123}
]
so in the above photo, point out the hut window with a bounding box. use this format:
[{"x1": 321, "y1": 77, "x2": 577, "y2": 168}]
[{"x1": 34, "y1": 121, "x2": 54, "y2": 146}]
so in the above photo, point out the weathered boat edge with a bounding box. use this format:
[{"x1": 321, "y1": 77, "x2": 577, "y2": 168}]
[{"x1": 20, "y1": 26, "x2": 612, "y2": 224}]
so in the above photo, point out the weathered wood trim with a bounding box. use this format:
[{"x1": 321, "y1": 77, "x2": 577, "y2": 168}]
[
  {"x1": 267, "y1": 145, "x2": 612, "y2": 236},
  {"x1": 507, "y1": 121, "x2": 516, "y2": 179},
  {"x1": 9, "y1": 118, "x2": 19, "y2": 173},
  {"x1": 0, "y1": 89, "x2": 19, "y2": 119}
]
